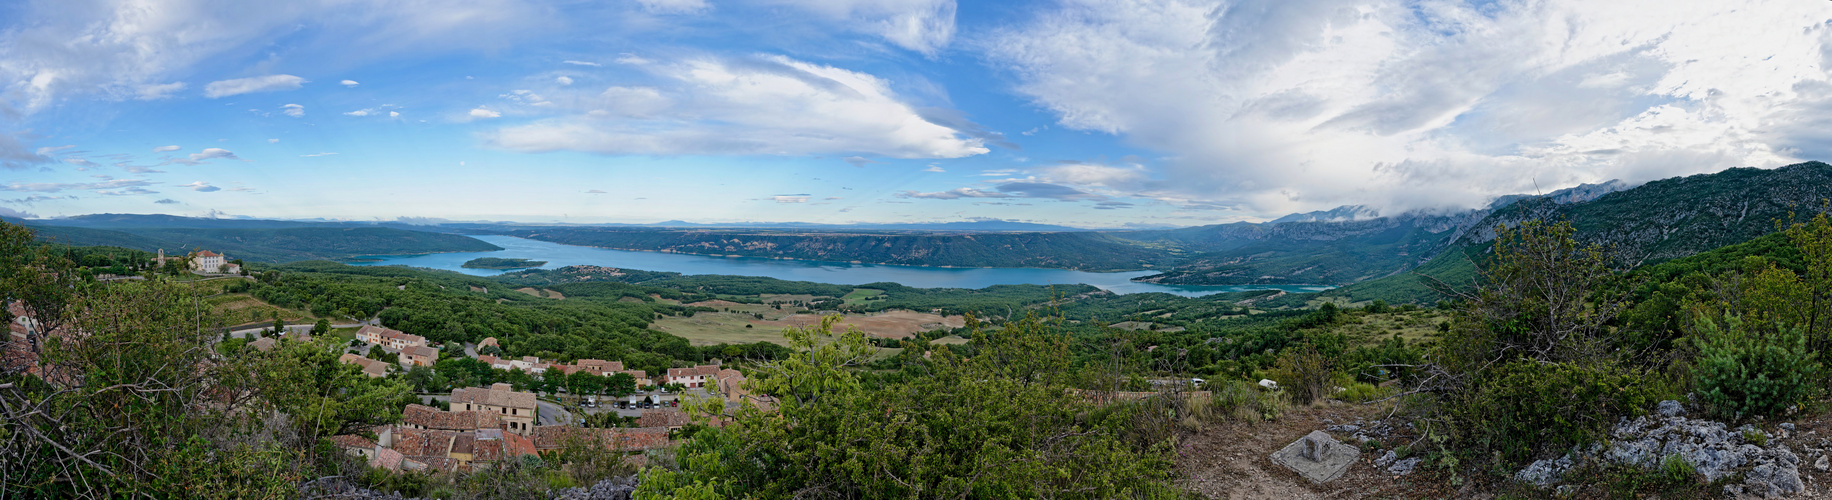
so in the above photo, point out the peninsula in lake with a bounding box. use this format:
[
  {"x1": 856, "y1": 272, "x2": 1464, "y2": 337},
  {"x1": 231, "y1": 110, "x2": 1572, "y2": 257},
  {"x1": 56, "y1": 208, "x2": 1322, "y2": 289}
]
[{"x1": 461, "y1": 257, "x2": 547, "y2": 269}]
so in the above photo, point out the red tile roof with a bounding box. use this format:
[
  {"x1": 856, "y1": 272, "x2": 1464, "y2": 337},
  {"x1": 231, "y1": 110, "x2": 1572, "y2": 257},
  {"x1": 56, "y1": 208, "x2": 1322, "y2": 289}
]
[
  {"x1": 401, "y1": 404, "x2": 502, "y2": 431},
  {"x1": 531, "y1": 426, "x2": 671, "y2": 452},
  {"x1": 451, "y1": 385, "x2": 537, "y2": 410},
  {"x1": 637, "y1": 409, "x2": 692, "y2": 428},
  {"x1": 330, "y1": 434, "x2": 377, "y2": 450},
  {"x1": 370, "y1": 447, "x2": 406, "y2": 471}
]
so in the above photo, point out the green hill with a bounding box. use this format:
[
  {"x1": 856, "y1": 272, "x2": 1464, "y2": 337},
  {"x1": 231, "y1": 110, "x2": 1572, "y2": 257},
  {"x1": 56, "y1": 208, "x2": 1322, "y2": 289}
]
[
  {"x1": 487, "y1": 227, "x2": 1175, "y2": 271},
  {"x1": 25, "y1": 224, "x2": 501, "y2": 263}
]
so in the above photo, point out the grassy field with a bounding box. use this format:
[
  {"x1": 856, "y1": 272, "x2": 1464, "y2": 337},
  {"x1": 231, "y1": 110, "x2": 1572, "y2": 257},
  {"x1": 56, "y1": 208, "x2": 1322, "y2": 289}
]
[
  {"x1": 1107, "y1": 321, "x2": 1187, "y2": 333},
  {"x1": 514, "y1": 287, "x2": 565, "y2": 299},
  {"x1": 652, "y1": 312, "x2": 796, "y2": 345},
  {"x1": 654, "y1": 308, "x2": 966, "y2": 346},
  {"x1": 1334, "y1": 310, "x2": 1448, "y2": 345},
  {"x1": 840, "y1": 288, "x2": 883, "y2": 306},
  {"x1": 205, "y1": 293, "x2": 317, "y2": 324}
]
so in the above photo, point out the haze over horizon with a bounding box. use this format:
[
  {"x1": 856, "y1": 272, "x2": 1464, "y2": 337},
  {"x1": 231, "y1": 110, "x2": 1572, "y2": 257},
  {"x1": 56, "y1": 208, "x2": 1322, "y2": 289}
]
[{"x1": 2, "y1": 0, "x2": 1828, "y2": 226}]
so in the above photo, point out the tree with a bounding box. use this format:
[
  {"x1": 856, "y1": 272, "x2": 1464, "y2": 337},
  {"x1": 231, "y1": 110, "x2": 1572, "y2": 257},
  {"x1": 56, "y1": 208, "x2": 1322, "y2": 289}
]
[
  {"x1": 637, "y1": 314, "x2": 1179, "y2": 499},
  {"x1": 603, "y1": 372, "x2": 637, "y2": 397},
  {"x1": 253, "y1": 339, "x2": 419, "y2": 438},
  {"x1": 0, "y1": 266, "x2": 304, "y2": 497},
  {"x1": 402, "y1": 365, "x2": 448, "y2": 393}
]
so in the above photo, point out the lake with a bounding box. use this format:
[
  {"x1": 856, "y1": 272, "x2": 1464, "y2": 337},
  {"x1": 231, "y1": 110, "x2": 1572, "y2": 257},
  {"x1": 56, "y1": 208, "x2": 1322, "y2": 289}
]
[{"x1": 350, "y1": 235, "x2": 1334, "y2": 297}]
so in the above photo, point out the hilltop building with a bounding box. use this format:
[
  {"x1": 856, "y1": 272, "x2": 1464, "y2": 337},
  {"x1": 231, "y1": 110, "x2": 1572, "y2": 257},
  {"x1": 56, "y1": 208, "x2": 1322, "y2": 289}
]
[{"x1": 189, "y1": 250, "x2": 226, "y2": 273}]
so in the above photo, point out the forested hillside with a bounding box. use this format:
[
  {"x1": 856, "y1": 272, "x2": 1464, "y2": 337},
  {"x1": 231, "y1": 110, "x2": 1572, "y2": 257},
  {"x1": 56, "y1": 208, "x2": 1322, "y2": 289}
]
[
  {"x1": 23, "y1": 224, "x2": 502, "y2": 263},
  {"x1": 488, "y1": 227, "x2": 1175, "y2": 270}
]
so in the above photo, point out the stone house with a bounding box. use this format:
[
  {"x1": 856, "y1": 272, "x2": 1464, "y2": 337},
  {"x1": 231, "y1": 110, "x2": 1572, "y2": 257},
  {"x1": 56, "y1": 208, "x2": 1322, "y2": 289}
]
[
  {"x1": 665, "y1": 364, "x2": 721, "y2": 388},
  {"x1": 399, "y1": 345, "x2": 438, "y2": 367},
  {"x1": 356, "y1": 325, "x2": 425, "y2": 350},
  {"x1": 450, "y1": 383, "x2": 537, "y2": 434}
]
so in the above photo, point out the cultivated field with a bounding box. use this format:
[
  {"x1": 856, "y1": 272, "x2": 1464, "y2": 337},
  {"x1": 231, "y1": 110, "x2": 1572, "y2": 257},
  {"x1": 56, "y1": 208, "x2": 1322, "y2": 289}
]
[{"x1": 652, "y1": 307, "x2": 966, "y2": 346}]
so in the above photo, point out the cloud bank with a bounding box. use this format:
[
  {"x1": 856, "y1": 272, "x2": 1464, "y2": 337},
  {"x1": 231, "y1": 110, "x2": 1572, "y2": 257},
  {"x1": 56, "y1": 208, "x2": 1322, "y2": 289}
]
[
  {"x1": 486, "y1": 54, "x2": 990, "y2": 159},
  {"x1": 987, "y1": 0, "x2": 1832, "y2": 215}
]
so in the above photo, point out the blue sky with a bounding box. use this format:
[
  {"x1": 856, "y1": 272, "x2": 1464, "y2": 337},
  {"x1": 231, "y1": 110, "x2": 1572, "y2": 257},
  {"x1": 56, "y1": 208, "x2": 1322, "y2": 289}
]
[{"x1": 2, "y1": 0, "x2": 1830, "y2": 227}]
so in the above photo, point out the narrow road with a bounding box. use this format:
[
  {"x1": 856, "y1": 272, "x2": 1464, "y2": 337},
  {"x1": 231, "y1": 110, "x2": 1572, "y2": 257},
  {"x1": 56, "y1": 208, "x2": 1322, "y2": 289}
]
[{"x1": 536, "y1": 400, "x2": 572, "y2": 426}]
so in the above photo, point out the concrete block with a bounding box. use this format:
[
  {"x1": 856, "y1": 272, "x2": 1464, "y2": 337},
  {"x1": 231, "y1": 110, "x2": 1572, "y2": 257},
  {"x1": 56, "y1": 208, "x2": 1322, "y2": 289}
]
[{"x1": 1270, "y1": 430, "x2": 1359, "y2": 484}]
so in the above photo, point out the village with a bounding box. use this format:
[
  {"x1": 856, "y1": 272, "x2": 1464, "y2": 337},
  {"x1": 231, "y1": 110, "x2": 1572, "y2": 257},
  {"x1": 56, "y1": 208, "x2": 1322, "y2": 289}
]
[
  {"x1": 319, "y1": 320, "x2": 769, "y2": 473},
  {"x1": 6, "y1": 249, "x2": 770, "y2": 476}
]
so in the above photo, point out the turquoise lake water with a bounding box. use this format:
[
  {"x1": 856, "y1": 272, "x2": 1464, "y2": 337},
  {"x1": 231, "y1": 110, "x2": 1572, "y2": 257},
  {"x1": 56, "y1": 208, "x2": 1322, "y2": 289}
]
[{"x1": 350, "y1": 235, "x2": 1334, "y2": 298}]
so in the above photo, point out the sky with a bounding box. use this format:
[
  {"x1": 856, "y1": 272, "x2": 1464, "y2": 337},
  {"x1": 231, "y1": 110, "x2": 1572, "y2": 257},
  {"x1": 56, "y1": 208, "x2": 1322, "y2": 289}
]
[{"x1": 1, "y1": 0, "x2": 1830, "y2": 228}]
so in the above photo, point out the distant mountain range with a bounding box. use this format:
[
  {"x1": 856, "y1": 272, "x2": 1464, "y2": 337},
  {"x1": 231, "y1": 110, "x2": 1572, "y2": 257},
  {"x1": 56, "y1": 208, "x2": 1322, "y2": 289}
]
[
  {"x1": 12, "y1": 219, "x2": 501, "y2": 263},
  {"x1": 9, "y1": 163, "x2": 1825, "y2": 299}
]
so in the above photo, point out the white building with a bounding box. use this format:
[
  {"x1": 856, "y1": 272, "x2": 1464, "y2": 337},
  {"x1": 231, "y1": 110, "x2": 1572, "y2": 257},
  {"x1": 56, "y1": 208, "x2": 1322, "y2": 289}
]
[{"x1": 190, "y1": 250, "x2": 226, "y2": 274}]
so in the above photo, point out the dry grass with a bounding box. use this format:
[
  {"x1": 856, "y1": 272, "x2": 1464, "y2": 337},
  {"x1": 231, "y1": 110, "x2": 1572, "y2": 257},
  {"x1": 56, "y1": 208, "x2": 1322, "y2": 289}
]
[{"x1": 514, "y1": 287, "x2": 565, "y2": 300}]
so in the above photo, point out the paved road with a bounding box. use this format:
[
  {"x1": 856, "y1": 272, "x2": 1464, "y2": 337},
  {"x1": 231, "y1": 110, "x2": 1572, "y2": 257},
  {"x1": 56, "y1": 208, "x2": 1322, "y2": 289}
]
[{"x1": 536, "y1": 400, "x2": 573, "y2": 426}]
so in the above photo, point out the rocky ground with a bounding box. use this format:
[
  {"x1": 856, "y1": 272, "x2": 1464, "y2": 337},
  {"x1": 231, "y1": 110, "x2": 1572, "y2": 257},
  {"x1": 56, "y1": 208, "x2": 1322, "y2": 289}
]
[{"x1": 1175, "y1": 399, "x2": 1832, "y2": 499}]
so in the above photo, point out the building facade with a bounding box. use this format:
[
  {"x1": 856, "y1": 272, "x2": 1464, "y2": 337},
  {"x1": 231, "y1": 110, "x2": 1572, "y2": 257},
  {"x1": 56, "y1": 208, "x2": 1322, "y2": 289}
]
[{"x1": 450, "y1": 383, "x2": 537, "y2": 434}]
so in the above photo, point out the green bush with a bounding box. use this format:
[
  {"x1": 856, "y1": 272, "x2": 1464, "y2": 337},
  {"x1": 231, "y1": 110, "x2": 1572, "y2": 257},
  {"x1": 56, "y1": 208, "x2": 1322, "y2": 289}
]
[
  {"x1": 1211, "y1": 380, "x2": 1285, "y2": 422},
  {"x1": 1334, "y1": 381, "x2": 1396, "y2": 403},
  {"x1": 1453, "y1": 361, "x2": 1660, "y2": 465},
  {"x1": 1692, "y1": 315, "x2": 1820, "y2": 420},
  {"x1": 1268, "y1": 346, "x2": 1333, "y2": 405}
]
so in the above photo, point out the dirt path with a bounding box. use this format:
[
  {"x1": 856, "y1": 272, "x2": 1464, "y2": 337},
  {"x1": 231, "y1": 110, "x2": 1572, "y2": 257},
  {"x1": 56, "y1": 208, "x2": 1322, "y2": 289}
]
[{"x1": 1176, "y1": 401, "x2": 1471, "y2": 500}]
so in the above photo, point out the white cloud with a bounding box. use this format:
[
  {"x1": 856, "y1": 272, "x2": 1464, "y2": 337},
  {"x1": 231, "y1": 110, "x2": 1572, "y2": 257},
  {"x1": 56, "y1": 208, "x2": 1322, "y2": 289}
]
[
  {"x1": 281, "y1": 103, "x2": 304, "y2": 117},
  {"x1": 389, "y1": 111, "x2": 399, "y2": 118},
  {"x1": 563, "y1": 60, "x2": 601, "y2": 67},
  {"x1": 922, "y1": 165, "x2": 944, "y2": 172},
  {"x1": 300, "y1": 152, "x2": 338, "y2": 157},
  {"x1": 152, "y1": 145, "x2": 180, "y2": 152},
  {"x1": 988, "y1": 0, "x2": 1832, "y2": 215},
  {"x1": 135, "y1": 82, "x2": 186, "y2": 100},
  {"x1": 770, "y1": 195, "x2": 811, "y2": 203},
  {"x1": 0, "y1": 0, "x2": 554, "y2": 117},
  {"x1": 204, "y1": 75, "x2": 307, "y2": 98},
  {"x1": 1, "y1": 178, "x2": 154, "y2": 193},
  {"x1": 469, "y1": 107, "x2": 502, "y2": 119},
  {"x1": 763, "y1": 0, "x2": 957, "y2": 55},
  {"x1": 268, "y1": 138, "x2": 280, "y2": 143},
  {"x1": 555, "y1": 76, "x2": 574, "y2": 86},
  {"x1": 193, "y1": 148, "x2": 237, "y2": 160},
  {"x1": 345, "y1": 109, "x2": 374, "y2": 117},
  {"x1": 486, "y1": 55, "x2": 989, "y2": 159},
  {"x1": 341, "y1": 79, "x2": 360, "y2": 87},
  {"x1": 638, "y1": 0, "x2": 709, "y2": 14},
  {"x1": 182, "y1": 181, "x2": 221, "y2": 192}
]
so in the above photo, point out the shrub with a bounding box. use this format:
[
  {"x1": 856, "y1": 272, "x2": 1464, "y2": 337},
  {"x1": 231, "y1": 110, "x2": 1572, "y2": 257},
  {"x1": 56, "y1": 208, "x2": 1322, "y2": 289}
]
[
  {"x1": 1268, "y1": 346, "x2": 1333, "y2": 405},
  {"x1": 1211, "y1": 380, "x2": 1285, "y2": 422},
  {"x1": 1335, "y1": 382, "x2": 1396, "y2": 403},
  {"x1": 1452, "y1": 361, "x2": 1660, "y2": 465},
  {"x1": 1692, "y1": 315, "x2": 1820, "y2": 420}
]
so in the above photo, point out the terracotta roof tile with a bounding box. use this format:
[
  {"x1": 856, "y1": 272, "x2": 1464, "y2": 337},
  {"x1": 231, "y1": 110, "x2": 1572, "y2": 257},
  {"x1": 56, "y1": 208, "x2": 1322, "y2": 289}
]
[
  {"x1": 330, "y1": 434, "x2": 376, "y2": 450},
  {"x1": 451, "y1": 385, "x2": 536, "y2": 410},
  {"x1": 637, "y1": 410, "x2": 692, "y2": 428},
  {"x1": 370, "y1": 447, "x2": 405, "y2": 471}
]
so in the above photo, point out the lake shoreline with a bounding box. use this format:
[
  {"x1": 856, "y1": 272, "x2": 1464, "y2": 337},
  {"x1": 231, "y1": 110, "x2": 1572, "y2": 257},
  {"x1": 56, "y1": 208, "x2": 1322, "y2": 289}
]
[{"x1": 347, "y1": 235, "x2": 1335, "y2": 298}]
